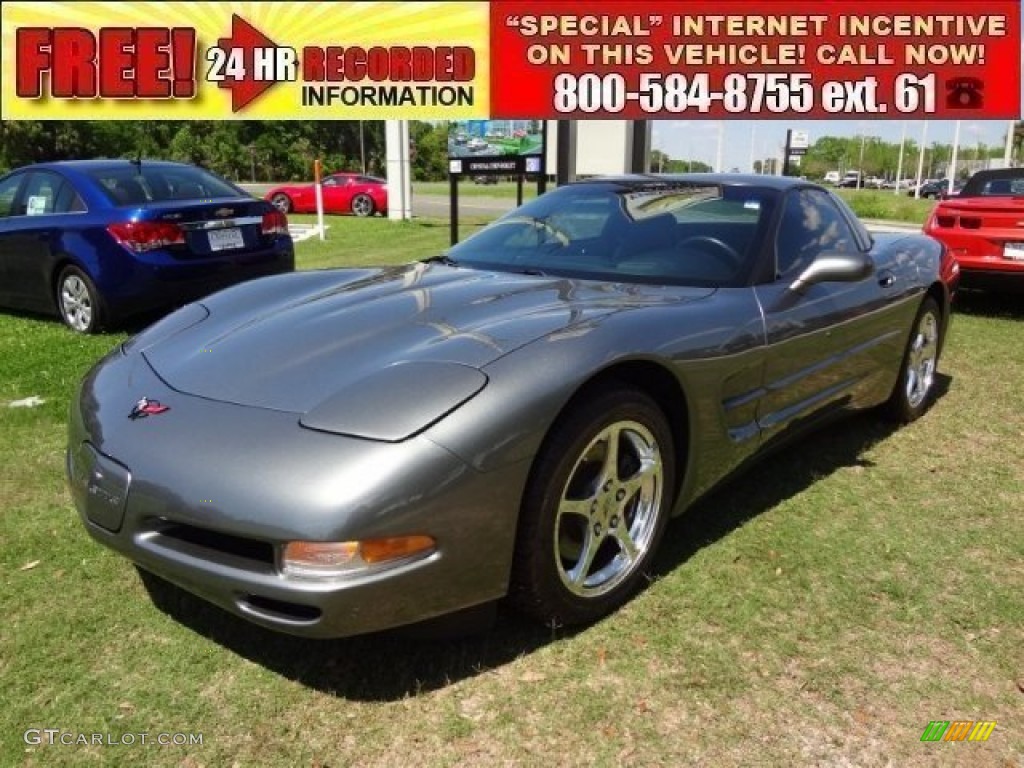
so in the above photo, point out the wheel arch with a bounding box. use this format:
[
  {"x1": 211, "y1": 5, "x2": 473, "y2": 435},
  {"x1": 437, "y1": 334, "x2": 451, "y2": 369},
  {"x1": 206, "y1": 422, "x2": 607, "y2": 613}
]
[
  {"x1": 49, "y1": 254, "x2": 84, "y2": 313},
  {"x1": 925, "y1": 279, "x2": 950, "y2": 357},
  {"x1": 544, "y1": 359, "x2": 691, "y2": 507}
]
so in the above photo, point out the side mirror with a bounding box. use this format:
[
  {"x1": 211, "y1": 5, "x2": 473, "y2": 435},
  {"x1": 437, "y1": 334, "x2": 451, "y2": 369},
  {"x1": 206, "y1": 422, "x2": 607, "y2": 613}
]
[{"x1": 790, "y1": 252, "x2": 874, "y2": 294}]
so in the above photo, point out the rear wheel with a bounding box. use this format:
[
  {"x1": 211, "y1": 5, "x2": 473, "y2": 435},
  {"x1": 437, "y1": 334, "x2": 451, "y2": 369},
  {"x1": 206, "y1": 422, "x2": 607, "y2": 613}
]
[
  {"x1": 270, "y1": 193, "x2": 292, "y2": 213},
  {"x1": 56, "y1": 266, "x2": 103, "y2": 334},
  {"x1": 351, "y1": 193, "x2": 375, "y2": 217},
  {"x1": 510, "y1": 385, "x2": 675, "y2": 627},
  {"x1": 886, "y1": 297, "x2": 941, "y2": 422}
]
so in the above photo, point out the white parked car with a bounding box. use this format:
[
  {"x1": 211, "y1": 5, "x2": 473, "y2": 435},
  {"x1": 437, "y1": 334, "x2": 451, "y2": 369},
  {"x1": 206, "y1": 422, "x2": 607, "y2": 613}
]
[{"x1": 824, "y1": 171, "x2": 841, "y2": 185}]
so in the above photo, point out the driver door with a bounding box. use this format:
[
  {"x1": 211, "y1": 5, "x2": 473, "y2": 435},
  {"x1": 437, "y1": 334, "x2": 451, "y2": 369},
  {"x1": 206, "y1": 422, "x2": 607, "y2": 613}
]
[{"x1": 753, "y1": 188, "x2": 894, "y2": 443}]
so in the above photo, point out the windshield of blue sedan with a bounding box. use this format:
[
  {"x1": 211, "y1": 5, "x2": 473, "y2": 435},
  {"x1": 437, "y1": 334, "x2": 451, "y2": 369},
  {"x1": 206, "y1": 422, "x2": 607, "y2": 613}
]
[{"x1": 446, "y1": 182, "x2": 777, "y2": 286}]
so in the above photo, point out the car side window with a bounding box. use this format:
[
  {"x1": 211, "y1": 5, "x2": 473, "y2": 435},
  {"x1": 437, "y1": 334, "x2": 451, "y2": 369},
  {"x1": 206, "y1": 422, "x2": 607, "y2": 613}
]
[
  {"x1": 0, "y1": 174, "x2": 23, "y2": 218},
  {"x1": 775, "y1": 189, "x2": 857, "y2": 278},
  {"x1": 21, "y1": 172, "x2": 63, "y2": 215},
  {"x1": 54, "y1": 178, "x2": 87, "y2": 213}
]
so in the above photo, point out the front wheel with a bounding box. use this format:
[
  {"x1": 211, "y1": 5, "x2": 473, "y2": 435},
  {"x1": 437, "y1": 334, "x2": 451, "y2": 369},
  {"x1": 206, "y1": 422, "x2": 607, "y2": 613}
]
[
  {"x1": 510, "y1": 385, "x2": 675, "y2": 627},
  {"x1": 56, "y1": 266, "x2": 103, "y2": 334},
  {"x1": 351, "y1": 193, "x2": 374, "y2": 217},
  {"x1": 886, "y1": 297, "x2": 942, "y2": 423}
]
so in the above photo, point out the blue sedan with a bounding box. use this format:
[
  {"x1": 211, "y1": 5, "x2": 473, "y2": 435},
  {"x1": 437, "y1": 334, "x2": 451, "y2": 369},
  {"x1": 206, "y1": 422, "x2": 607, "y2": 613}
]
[{"x1": 0, "y1": 160, "x2": 294, "y2": 332}]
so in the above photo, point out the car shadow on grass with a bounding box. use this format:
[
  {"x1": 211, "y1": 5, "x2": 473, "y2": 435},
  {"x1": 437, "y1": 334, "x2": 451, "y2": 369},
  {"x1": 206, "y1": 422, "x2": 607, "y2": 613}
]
[
  {"x1": 953, "y1": 291, "x2": 1024, "y2": 320},
  {"x1": 653, "y1": 398, "x2": 941, "y2": 575},
  {"x1": 138, "y1": 382, "x2": 951, "y2": 702}
]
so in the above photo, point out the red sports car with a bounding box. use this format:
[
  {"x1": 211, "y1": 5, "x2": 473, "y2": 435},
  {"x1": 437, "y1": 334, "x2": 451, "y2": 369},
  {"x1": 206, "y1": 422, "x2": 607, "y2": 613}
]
[
  {"x1": 925, "y1": 169, "x2": 1024, "y2": 291},
  {"x1": 265, "y1": 173, "x2": 388, "y2": 217}
]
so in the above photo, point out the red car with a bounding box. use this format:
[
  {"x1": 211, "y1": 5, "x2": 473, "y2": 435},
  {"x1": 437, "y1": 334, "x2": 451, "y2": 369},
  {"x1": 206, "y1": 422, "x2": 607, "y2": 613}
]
[
  {"x1": 925, "y1": 169, "x2": 1024, "y2": 292},
  {"x1": 265, "y1": 173, "x2": 387, "y2": 217}
]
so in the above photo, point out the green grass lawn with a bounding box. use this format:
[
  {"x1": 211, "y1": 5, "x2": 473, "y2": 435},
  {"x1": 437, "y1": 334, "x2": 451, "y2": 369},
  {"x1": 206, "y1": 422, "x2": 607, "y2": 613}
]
[
  {"x1": 834, "y1": 189, "x2": 936, "y2": 225},
  {"x1": 1, "y1": 219, "x2": 1020, "y2": 766}
]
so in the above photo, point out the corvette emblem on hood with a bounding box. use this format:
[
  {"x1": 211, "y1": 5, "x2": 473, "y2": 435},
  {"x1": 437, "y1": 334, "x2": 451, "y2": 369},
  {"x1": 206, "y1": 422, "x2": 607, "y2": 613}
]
[{"x1": 129, "y1": 397, "x2": 170, "y2": 420}]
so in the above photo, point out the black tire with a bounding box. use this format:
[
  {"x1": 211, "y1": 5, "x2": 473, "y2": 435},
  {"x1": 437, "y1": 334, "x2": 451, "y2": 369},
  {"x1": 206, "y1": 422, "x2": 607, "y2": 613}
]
[
  {"x1": 56, "y1": 265, "x2": 104, "y2": 334},
  {"x1": 351, "y1": 193, "x2": 375, "y2": 217},
  {"x1": 885, "y1": 297, "x2": 942, "y2": 423},
  {"x1": 270, "y1": 193, "x2": 292, "y2": 213},
  {"x1": 510, "y1": 385, "x2": 676, "y2": 627}
]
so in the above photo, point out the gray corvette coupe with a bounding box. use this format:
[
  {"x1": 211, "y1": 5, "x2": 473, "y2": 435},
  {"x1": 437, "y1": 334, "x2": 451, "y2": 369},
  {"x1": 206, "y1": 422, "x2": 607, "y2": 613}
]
[{"x1": 69, "y1": 175, "x2": 951, "y2": 638}]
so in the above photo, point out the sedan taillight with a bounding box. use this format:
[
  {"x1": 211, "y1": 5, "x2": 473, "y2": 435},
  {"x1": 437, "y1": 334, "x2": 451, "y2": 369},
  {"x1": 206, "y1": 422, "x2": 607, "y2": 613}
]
[
  {"x1": 262, "y1": 209, "x2": 289, "y2": 236},
  {"x1": 108, "y1": 221, "x2": 185, "y2": 252}
]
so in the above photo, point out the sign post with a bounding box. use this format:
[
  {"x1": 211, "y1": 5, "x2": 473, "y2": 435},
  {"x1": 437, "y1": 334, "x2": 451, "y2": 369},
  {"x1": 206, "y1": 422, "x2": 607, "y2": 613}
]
[{"x1": 313, "y1": 158, "x2": 324, "y2": 241}]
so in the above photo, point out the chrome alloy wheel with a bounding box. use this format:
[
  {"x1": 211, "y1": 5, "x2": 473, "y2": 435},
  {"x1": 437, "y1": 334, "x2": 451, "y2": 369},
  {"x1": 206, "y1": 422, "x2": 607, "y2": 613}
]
[
  {"x1": 905, "y1": 309, "x2": 938, "y2": 409},
  {"x1": 351, "y1": 194, "x2": 374, "y2": 216},
  {"x1": 60, "y1": 274, "x2": 94, "y2": 333},
  {"x1": 554, "y1": 420, "x2": 663, "y2": 597}
]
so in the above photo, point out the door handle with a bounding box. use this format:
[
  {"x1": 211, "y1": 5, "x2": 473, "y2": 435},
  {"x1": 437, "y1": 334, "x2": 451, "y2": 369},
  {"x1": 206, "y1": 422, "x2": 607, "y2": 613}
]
[{"x1": 877, "y1": 270, "x2": 895, "y2": 288}]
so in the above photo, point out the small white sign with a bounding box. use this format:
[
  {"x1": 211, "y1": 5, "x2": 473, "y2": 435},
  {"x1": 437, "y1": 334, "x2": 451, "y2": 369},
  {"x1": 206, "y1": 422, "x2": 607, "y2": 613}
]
[
  {"x1": 449, "y1": 159, "x2": 463, "y2": 174},
  {"x1": 790, "y1": 130, "x2": 810, "y2": 150},
  {"x1": 26, "y1": 196, "x2": 48, "y2": 216}
]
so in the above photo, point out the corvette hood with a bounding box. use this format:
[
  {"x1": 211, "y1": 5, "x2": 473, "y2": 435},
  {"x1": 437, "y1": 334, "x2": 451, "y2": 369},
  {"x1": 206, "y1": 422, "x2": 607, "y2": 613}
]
[{"x1": 141, "y1": 263, "x2": 713, "y2": 414}]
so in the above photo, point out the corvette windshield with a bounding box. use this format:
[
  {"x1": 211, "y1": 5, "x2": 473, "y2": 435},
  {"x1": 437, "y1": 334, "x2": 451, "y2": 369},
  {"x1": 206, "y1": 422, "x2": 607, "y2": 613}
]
[{"x1": 446, "y1": 181, "x2": 777, "y2": 287}]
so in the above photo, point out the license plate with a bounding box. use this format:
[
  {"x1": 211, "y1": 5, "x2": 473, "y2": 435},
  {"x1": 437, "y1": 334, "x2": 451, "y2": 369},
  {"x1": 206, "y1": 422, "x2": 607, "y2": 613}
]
[
  {"x1": 1004, "y1": 242, "x2": 1024, "y2": 261},
  {"x1": 208, "y1": 227, "x2": 244, "y2": 251}
]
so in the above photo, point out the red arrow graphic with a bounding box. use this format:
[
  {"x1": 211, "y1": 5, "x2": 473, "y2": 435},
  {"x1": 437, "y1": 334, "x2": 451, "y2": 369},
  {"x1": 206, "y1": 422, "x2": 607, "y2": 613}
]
[{"x1": 215, "y1": 14, "x2": 283, "y2": 112}]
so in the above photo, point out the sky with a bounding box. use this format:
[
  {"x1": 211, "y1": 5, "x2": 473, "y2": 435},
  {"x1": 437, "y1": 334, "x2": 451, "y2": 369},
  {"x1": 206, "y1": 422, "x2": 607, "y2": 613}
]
[{"x1": 651, "y1": 119, "x2": 1017, "y2": 173}]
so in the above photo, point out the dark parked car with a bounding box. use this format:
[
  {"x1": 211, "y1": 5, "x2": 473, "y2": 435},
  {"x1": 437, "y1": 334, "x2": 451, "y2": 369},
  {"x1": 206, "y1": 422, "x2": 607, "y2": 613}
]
[
  {"x1": 910, "y1": 179, "x2": 964, "y2": 199},
  {"x1": 0, "y1": 160, "x2": 294, "y2": 332},
  {"x1": 70, "y1": 175, "x2": 951, "y2": 638}
]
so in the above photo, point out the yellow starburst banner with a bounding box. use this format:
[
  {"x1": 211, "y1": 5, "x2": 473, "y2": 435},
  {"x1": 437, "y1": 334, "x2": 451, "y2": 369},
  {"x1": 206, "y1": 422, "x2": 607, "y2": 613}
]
[{"x1": 1, "y1": 1, "x2": 490, "y2": 119}]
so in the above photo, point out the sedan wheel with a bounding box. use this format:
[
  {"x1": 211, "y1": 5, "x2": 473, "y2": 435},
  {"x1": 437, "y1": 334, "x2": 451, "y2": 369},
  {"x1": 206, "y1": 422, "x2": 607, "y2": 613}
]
[
  {"x1": 511, "y1": 385, "x2": 675, "y2": 626},
  {"x1": 886, "y1": 297, "x2": 941, "y2": 422},
  {"x1": 351, "y1": 193, "x2": 374, "y2": 217},
  {"x1": 270, "y1": 193, "x2": 292, "y2": 213},
  {"x1": 57, "y1": 266, "x2": 103, "y2": 334}
]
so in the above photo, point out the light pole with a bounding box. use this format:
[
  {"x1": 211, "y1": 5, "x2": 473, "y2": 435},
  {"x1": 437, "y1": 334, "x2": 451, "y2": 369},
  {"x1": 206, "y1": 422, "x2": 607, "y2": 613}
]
[
  {"x1": 748, "y1": 123, "x2": 756, "y2": 174},
  {"x1": 715, "y1": 121, "x2": 725, "y2": 173},
  {"x1": 857, "y1": 133, "x2": 866, "y2": 189},
  {"x1": 914, "y1": 121, "x2": 928, "y2": 199},
  {"x1": 894, "y1": 122, "x2": 907, "y2": 195},
  {"x1": 948, "y1": 120, "x2": 962, "y2": 195}
]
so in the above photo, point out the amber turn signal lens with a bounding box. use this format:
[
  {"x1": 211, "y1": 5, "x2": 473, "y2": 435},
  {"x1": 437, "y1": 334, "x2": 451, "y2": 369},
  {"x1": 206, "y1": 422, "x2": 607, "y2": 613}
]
[
  {"x1": 359, "y1": 535, "x2": 435, "y2": 563},
  {"x1": 281, "y1": 536, "x2": 435, "y2": 578}
]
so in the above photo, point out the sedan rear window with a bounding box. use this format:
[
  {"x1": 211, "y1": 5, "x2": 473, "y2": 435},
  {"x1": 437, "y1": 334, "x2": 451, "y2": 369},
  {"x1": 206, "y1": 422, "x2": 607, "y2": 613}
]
[{"x1": 88, "y1": 166, "x2": 244, "y2": 206}]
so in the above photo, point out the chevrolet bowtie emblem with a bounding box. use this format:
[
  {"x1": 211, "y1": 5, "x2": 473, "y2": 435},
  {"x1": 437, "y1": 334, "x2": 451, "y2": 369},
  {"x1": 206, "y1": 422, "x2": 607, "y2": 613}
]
[{"x1": 214, "y1": 207, "x2": 234, "y2": 217}]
